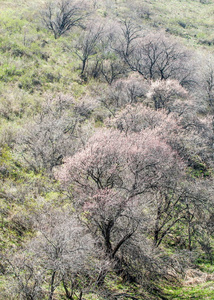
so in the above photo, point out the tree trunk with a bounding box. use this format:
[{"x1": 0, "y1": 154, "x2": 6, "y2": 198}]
[
  {"x1": 97, "y1": 267, "x2": 108, "y2": 286},
  {"x1": 62, "y1": 278, "x2": 73, "y2": 300},
  {"x1": 49, "y1": 270, "x2": 56, "y2": 300},
  {"x1": 81, "y1": 59, "x2": 87, "y2": 75}
]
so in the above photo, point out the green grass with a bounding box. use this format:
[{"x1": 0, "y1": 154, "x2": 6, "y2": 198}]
[
  {"x1": 164, "y1": 281, "x2": 214, "y2": 299},
  {"x1": 199, "y1": 263, "x2": 214, "y2": 274},
  {"x1": 0, "y1": 5, "x2": 85, "y2": 95},
  {"x1": 163, "y1": 263, "x2": 214, "y2": 299},
  {"x1": 125, "y1": 0, "x2": 214, "y2": 47}
]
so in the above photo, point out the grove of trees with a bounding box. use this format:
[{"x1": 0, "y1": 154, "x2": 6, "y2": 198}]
[{"x1": 0, "y1": 0, "x2": 214, "y2": 299}]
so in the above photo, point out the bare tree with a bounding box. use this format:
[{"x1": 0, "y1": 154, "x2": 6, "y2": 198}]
[
  {"x1": 5, "y1": 209, "x2": 102, "y2": 300},
  {"x1": 86, "y1": 22, "x2": 129, "y2": 83},
  {"x1": 74, "y1": 24, "x2": 103, "y2": 77},
  {"x1": 98, "y1": 74, "x2": 149, "y2": 115},
  {"x1": 146, "y1": 79, "x2": 189, "y2": 112},
  {"x1": 41, "y1": 0, "x2": 89, "y2": 39},
  {"x1": 56, "y1": 128, "x2": 184, "y2": 281},
  {"x1": 100, "y1": 59, "x2": 127, "y2": 85},
  {"x1": 150, "y1": 181, "x2": 210, "y2": 248},
  {"x1": 33, "y1": 210, "x2": 98, "y2": 300},
  {"x1": 109, "y1": 98, "x2": 214, "y2": 170},
  {"x1": 117, "y1": 19, "x2": 142, "y2": 59},
  {"x1": 17, "y1": 94, "x2": 84, "y2": 174},
  {"x1": 121, "y1": 32, "x2": 195, "y2": 88},
  {"x1": 108, "y1": 104, "x2": 176, "y2": 134},
  {"x1": 202, "y1": 59, "x2": 214, "y2": 112}
]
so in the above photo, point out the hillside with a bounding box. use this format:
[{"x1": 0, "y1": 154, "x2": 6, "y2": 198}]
[{"x1": 0, "y1": 0, "x2": 214, "y2": 299}]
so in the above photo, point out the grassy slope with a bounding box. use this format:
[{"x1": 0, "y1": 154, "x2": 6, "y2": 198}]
[
  {"x1": 165, "y1": 282, "x2": 214, "y2": 300},
  {"x1": 0, "y1": 0, "x2": 213, "y2": 299},
  {"x1": 164, "y1": 267, "x2": 214, "y2": 300},
  {"x1": 130, "y1": 0, "x2": 214, "y2": 47},
  {"x1": 150, "y1": 0, "x2": 214, "y2": 42}
]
